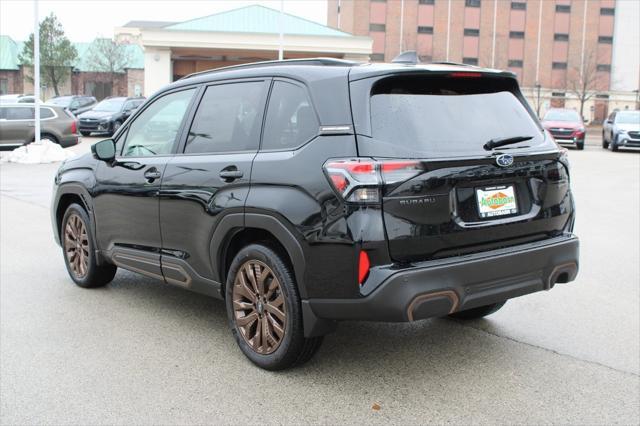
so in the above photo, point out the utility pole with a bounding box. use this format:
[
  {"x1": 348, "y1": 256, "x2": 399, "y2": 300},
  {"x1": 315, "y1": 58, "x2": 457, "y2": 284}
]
[
  {"x1": 278, "y1": 0, "x2": 284, "y2": 61},
  {"x1": 34, "y1": 0, "x2": 40, "y2": 144}
]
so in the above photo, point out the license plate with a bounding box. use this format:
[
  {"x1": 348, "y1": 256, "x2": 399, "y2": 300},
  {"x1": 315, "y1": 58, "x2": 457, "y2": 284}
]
[{"x1": 476, "y1": 185, "x2": 518, "y2": 218}]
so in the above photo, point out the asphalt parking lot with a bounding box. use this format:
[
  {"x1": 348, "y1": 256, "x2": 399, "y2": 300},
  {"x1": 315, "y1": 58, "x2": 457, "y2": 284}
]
[{"x1": 1, "y1": 134, "x2": 639, "y2": 424}]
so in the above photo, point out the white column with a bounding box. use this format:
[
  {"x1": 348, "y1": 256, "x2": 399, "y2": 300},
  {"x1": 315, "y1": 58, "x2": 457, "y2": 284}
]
[
  {"x1": 143, "y1": 47, "x2": 172, "y2": 97},
  {"x1": 33, "y1": 0, "x2": 40, "y2": 144}
]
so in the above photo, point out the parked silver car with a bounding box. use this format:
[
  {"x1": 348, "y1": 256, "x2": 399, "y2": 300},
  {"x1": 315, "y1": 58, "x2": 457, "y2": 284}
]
[
  {"x1": 0, "y1": 103, "x2": 79, "y2": 149},
  {"x1": 602, "y1": 110, "x2": 640, "y2": 151}
]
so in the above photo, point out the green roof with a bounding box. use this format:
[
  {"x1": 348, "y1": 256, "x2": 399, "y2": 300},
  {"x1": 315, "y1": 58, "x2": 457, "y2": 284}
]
[
  {"x1": 0, "y1": 35, "x2": 20, "y2": 70},
  {"x1": 0, "y1": 35, "x2": 143, "y2": 72},
  {"x1": 165, "y1": 5, "x2": 352, "y2": 37}
]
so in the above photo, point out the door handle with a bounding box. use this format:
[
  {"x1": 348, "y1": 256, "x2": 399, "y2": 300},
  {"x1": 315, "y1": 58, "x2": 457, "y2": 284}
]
[
  {"x1": 219, "y1": 167, "x2": 243, "y2": 182},
  {"x1": 144, "y1": 168, "x2": 162, "y2": 182}
]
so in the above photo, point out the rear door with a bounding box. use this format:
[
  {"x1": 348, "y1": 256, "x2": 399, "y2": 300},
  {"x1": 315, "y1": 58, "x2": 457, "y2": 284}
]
[
  {"x1": 159, "y1": 79, "x2": 270, "y2": 284},
  {"x1": 350, "y1": 72, "x2": 573, "y2": 262}
]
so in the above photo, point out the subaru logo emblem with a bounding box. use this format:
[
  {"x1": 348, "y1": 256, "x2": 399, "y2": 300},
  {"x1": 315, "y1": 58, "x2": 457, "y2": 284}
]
[{"x1": 496, "y1": 154, "x2": 514, "y2": 167}]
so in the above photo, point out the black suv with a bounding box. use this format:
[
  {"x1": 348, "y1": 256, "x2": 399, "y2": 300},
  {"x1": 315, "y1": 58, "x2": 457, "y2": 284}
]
[
  {"x1": 52, "y1": 58, "x2": 579, "y2": 370},
  {"x1": 47, "y1": 95, "x2": 97, "y2": 116},
  {"x1": 77, "y1": 96, "x2": 145, "y2": 136}
]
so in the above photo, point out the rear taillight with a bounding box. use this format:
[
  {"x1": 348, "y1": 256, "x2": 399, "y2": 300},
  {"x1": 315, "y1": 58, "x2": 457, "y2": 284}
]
[
  {"x1": 323, "y1": 158, "x2": 423, "y2": 203},
  {"x1": 70, "y1": 120, "x2": 77, "y2": 134}
]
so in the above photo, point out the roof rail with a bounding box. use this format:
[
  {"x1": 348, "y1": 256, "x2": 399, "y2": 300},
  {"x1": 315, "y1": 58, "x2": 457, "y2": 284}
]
[
  {"x1": 180, "y1": 57, "x2": 358, "y2": 80},
  {"x1": 429, "y1": 61, "x2": 473, "y2": 67}
]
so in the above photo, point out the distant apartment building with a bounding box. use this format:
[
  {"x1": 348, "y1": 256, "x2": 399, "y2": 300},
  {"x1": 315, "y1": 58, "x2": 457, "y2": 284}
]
[{"x1": 328, "y1": 0, "x2": 640, "y2": 122}]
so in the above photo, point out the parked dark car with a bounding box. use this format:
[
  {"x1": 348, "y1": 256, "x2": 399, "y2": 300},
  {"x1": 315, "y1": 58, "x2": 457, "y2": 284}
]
[
  {"x1": 541, "y1": 108, "x2": 586, "y2": 150},
  {"x1": 47, "y1": 95, "x2": 97, "y2": 116},
  {"x1": 602, "y1": 110, "x2": 640, "y2": 151},
  {"x1": 77, "y1": 96, "x2": 145, "y2": 136},
  {"x1": 0, "y1": 103, "x2": 79, "y2": 149},
  {"x1": 51, "y1": 58, "x2": 579, "y2": 370}
]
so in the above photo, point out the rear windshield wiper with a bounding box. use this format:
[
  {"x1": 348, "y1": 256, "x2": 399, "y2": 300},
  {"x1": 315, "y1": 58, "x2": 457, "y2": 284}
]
[{"x1": 483, "y1": 135, "x2": 533, "y2": 150}]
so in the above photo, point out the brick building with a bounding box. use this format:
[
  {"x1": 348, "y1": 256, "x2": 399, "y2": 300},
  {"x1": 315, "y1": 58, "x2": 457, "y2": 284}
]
[
  {"x1": 328, "y1": 0, "x2": 640, "y2": 121},
  {"x1": 0, "y1": 36, "x2": 144, "y2": 101}
]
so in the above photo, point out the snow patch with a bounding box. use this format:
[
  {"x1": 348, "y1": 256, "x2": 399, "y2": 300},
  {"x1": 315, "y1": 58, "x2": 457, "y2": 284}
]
[{"x1": 2, "y1": 140, "x2": 76, "y2": 164}]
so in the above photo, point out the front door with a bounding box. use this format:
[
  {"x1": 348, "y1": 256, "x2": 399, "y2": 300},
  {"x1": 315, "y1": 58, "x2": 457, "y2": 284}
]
[
  {"x1": 93, "y1": 87, "x2": 197, "y2": 276},
  {"x1": 159, "y1": 79, "x2": 270, "y2": 289}
]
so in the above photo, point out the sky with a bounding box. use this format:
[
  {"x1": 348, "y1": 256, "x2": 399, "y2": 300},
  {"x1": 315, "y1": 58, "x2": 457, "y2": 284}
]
[{"x1": 0, "y1": 0, "x2": 328, "y2": 42}]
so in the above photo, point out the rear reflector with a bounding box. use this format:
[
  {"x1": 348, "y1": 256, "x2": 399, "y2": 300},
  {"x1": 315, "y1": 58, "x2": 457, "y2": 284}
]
[{"x1": 358, "y1": 250, "x2": 370, "y2": 285}]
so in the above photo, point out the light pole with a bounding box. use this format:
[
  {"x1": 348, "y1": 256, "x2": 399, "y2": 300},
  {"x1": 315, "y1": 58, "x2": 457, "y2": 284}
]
[
  {"x1": 33, "y1": 0, "x2": 40, "y2": 144},
  {"x1": 634, "y1": 89, "x2": 639, "y2": 110},
  {"x1": 535, "y1": 83, "x2": 542, "y2": 118}
]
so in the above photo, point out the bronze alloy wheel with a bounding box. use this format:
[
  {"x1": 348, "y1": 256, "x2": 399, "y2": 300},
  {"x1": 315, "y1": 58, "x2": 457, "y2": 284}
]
[
  {"x1": 232, "y1": 260, "x2": 287, "y2": 355},
  {"x1": 64, "y1": 213, "x2": 90, "y2": 279}
]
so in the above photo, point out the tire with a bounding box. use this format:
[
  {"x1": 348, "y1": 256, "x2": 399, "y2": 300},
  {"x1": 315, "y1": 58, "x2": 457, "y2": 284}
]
[
  {"x1": 61, "y1": 203, "x2": 117, "y2": 288},
  {"x1": 225, "y1": 243, "x2": 323, "y2": 370},
  {"x1": 448, "y1": 301, "x2": 506, "y2": 320},
  {"x1": 80, "y1": 131, "x2": 91, "y2": 137},
  {"x1": 610, "y1": 134, "x2": 619, "y2": 152},
  {"x1": 27, "y1": 133, "x2": 59, "y2": 145},
  {"x1": 576, "y1": 141, "x2": 584, "y2": 150},
  {"x1": 110, "y1": 121, "x2": 122, "y2": 136}
]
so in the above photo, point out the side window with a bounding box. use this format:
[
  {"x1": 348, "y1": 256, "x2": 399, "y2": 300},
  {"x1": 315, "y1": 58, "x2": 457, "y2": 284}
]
[
  {"x1": 123, "y1": 101, "x2": 135, "y2": 111},
  {"x1": 122, "y1": 88, "x2": 195, "y2": 157},
  {"x1": 40, "y1": 108, "x2": 54, "y2": 119},
  {"x1": 6, "y1": 107, "x2": 34, "y2": 120},
  {"x1": 184, "y1": 81, "x2": 267, "y2": 154},
  {"x1": 609, "y1": 112, "x2": 616, "y2": 122},
  {"x1": 0, "y1": 107, "x2": 6, "y2": 119},
  {"x1": 261, "y1": 81, "x2": 319, "y2": 151}
]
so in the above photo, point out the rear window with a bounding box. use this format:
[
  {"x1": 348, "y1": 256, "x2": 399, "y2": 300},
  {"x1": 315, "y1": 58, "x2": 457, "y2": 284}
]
[{"x1": 363, "y1": 75, "x2": 551, "y2": 158}]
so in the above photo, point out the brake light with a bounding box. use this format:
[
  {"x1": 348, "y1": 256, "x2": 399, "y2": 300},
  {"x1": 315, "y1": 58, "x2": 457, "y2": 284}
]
[
  {"x1": 449, "y1": 72, "x2": 483, "y2": 78},
  {"x1": 70, "y1": 120, "x2": 77, "y2": 134},
  {"x1": 324, "y1": 159, "x2": 423, "y2": 203},
  {"x1": 358, "y1": 250, "x2": 370, "y2": 285}
]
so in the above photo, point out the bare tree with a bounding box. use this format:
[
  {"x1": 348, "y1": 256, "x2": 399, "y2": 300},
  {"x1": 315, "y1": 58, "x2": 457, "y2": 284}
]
[
  {"x1": 86, "y1": 38, "x2": 132, "y2": 88},
  {"x1": 567, "y1": 47, "x2": 604, "y2": 120}
]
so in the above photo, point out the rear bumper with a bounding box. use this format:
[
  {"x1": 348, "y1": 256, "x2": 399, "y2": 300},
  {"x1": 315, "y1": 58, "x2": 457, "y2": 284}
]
[{"x1": 305, "y1": 235, "x2": 579, "y2": 329}]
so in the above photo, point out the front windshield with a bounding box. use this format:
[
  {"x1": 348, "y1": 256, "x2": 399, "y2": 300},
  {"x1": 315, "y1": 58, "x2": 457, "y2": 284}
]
[
  {"x1": 48, "y1": 97, "x2": 72, "y2": 107},
  {"x1": 543, "y1": 110, "x2": 581, "y2": 122},
  {"x1": 616, "y1": 111, "x2": 640, "y2": 124},
  {"x1": 94, "y1": 99, "x2": 125, "y2": 112}
]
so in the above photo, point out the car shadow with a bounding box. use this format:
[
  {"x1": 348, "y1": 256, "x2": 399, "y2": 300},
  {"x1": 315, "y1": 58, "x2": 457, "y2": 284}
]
[{"x1": 98, "y1": 269, "x2": 535, "y2": 383}]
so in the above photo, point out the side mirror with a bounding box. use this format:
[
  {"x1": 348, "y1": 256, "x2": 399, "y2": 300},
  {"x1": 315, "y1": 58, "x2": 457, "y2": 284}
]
[{"x1": 91, "y1": 139, "x2": 116, "y2": 162}]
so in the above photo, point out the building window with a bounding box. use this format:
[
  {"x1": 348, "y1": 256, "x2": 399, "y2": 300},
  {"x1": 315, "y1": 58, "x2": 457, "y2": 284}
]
[
  {"x1": 596, "y1": 93, "x2": 610, "y2": 99},
  {"x1": 511, "y1": 1, "x2": 526, "y2": 10},
  {"x1": 598, "y1": 36, "x2": 613, "y2": 44},
  {"x1": 551, "y1": 92, "x2": 566, "y2": 98},
  {"x1": 462, "y1": 57, "x2": 479, "y2": 65},
  {"x1": 369, "y1": 23, "x2": 386, "y2": 32},
  {"x1": 465, "y1": 0, "x2": 481, "y2": 7},
  {"x1": 597, "y1": 64, "x2": 611, "y2": 72},
  {"x1": 370, "y1": 53, "x2": 385, "y2": 62},
  {"x1": 509, "y1": 31, "x2": 525, "y2": 39},
  {"x1": 419, "y1": 55, "x2": 433, "y2": 62},
  {"x1": 0, "y1": 78, "x2": 7, "y2": 95},
  {"x1": 555, "y1": 4, "x2": 571, "y2": 13},
  {"x1": 464, "y1": 28, "x2": 480, "y2": 37},
  {"x1": 371, "y1": 0, "x2": 386, "y2": 2},
  {"x1": 508, "y1": 60, "x2": 523, "y2": 67},
  {"x1": 417, "y1": 26, "x2": 434, "y2": 34},
  {"x1": 600, "y1": 7, "x2": 615, "y2": 15},
  {"x1": 552, "y1": 62, "x2": 568, "y2": 70},
  {"x1": 419, "y1": 0, "x2": 435, "y2": 4},
  {"x1": 554, "y1": 33, "x2": 569, "y2": 42}
]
